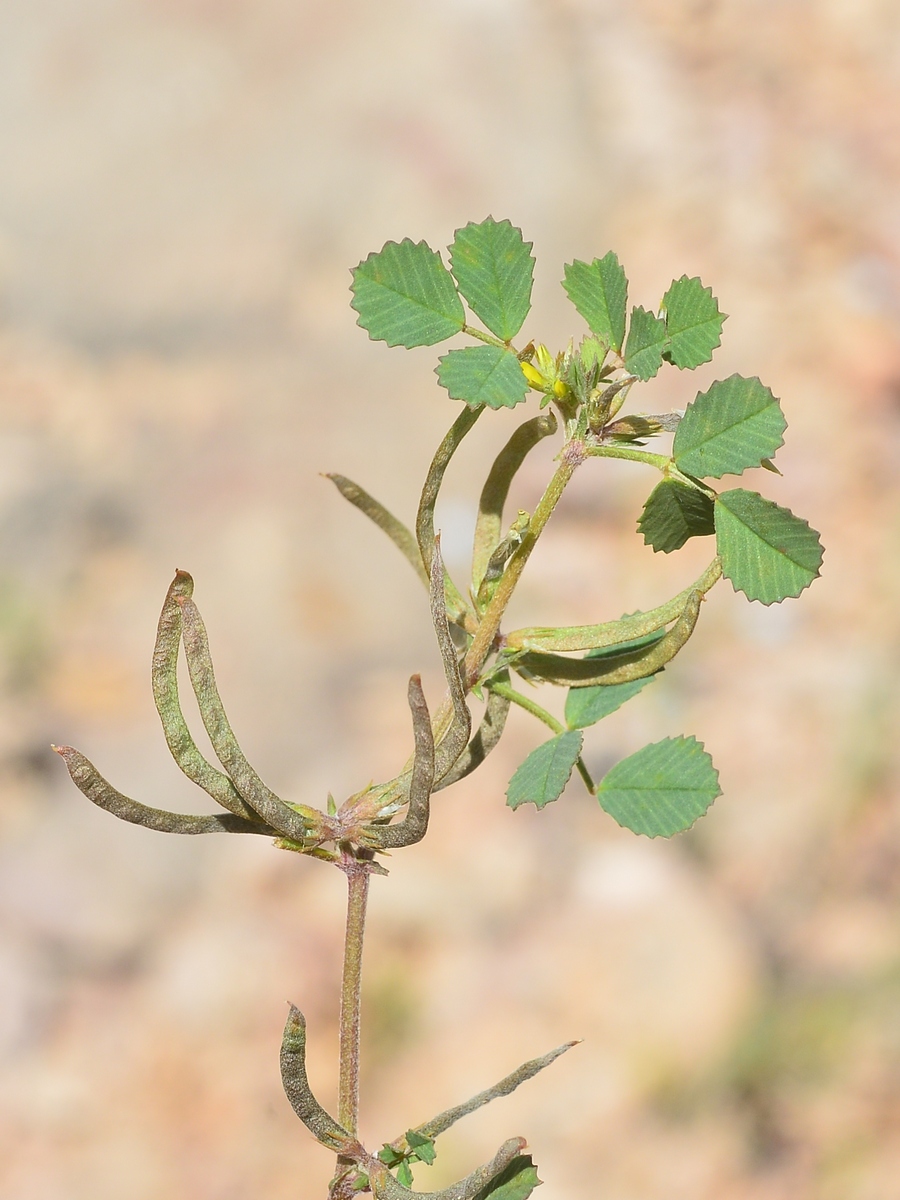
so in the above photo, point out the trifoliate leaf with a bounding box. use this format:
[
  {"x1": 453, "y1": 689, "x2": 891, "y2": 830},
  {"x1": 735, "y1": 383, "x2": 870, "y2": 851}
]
[
  {"x1": 449, "y1": 218, "x2": 534, "y2": 341},
  {"x1": 596, "y1": 735, "x2": 721, "y2": 837},
  {"x1": 638, "y1": 479, "x2": 716, "y2": 554},
  {"x1": 673, "y1": 375, "x2": 787, "y2": 479},
  {"x1": 474, "y1": 1156, "x2": 541, "y2": 1200},
  {"x1": 715, "y1": 489, "x2": 824, "y2": 604},
  {"x1": 351, "y1": 239, "x2": 465, "y2": 348},
  {"x1": 507, "y1": 731, "x2": 583, "y2": 810},
  {"x1": 436, "y1": 346, "x2": 529, "y2": 410},
  {"x1": 378, "y1": 1145, "x2": 404, "y2": 1168},
  {"x1": 564, "y1": 633, "x2": 665, "y2": 729},
  {"x1": 660, "y1": 276, "x2": 726, "y2": 369},
  {"x1": 562, "y1": 253, "x2": 628, "y2": 352},
  {"x1": 624, "y1": 306, "x2": 668, "y2": 381}
]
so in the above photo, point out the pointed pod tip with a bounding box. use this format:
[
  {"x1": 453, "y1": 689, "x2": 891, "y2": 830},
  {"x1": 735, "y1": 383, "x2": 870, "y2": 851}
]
[{"x1": 282, "y1": 1005, "x2": 307, "y2": 1045}]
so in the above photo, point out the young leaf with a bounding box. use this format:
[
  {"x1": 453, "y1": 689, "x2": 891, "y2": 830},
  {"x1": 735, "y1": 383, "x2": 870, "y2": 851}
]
[
  {"x1": 596, "y1": 735, "x2": 721, "y2": 837},
  {"x1": 673, "y1": 375, "x2": 787, "y2": 479},
  {"x1": 638, "y1": 479, "x2": 716, "y2": 553},
  {"x1": 474, "y1": 1156, "x2": 541, "y2": 1200},
  {"x1": 564, "y1": 633, "x2": 665, "y2": 729},
  {"x1": 397, "y1": 1160, "x2": 414, "y2": 1187},
  {"x1": 406, "y1": 1129, "x2": 436, "y2": 1166},
  {"x1": 507, "y1": 731, "x2": 583, "y2": 810},
  {"x1": 715, "y1": 488, "x2": 824, "y2": 604},
  {"x1": 351, "y1": 239, "x2": 465, "y2": 348},
  {"x1": 624, "y1": 306, "x2": 668, "y2": 380},
  {"x1": 449, "y1": 218, "x2": 534, "y2": 341},
  {"x1": 562, "y1": 253, "x2": 628, "y2": 352},
  {"x1": 436, "y1": 346, "x2": 529, "y2": 410},
  {"x1": 378, "y1": 1146, "x2": 405, "y2": 1168},
  {"x1": 660, "y1": 276, "x2": 726, "y2": 369}
]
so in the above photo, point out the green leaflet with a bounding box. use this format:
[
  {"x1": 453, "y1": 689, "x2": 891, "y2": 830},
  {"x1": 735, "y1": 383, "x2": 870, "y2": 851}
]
[
  {"x1": 624, "y1": 306, "x2": 668, "y2": 381},
  {"x1": 450, "y1": 218, "x2": 534, "y2": 341},
  {"x1": 507, "y1": 730, "x2": 583, "y2": 810},
  {"x1": 715, "y1": 488, "x2": 824, "y2": 604},
  {"x1": 474, "y1": 1157, "x2": 541, "y2": 1200},
  {"x1": 564, "y1": 633, "x2": 665, "y2": 729},
  {"x1": 596, "y1": 735, "x2": 721, "y2": 837},
  {"x1": 436, "y1": 346, "x2": 530, "y2": 410},
  {"x1": 561, "y1": 253, "x2": 627, "y2": 352},
  {"x1": 638, "y1": 479, "x2": 716, "y2": 553},
  {"x1": 406, "y1": 1130, "x2": 437, "y2": 1166},
  {"x1": 674, "y1": 375, "x2": 787, "y2": 479},
  {"x1": 660, "y1": 275, "x2": 726, "y2": 369},
  {"x1": 351, "y1": 239, "x2": 465, "y2": 348}
]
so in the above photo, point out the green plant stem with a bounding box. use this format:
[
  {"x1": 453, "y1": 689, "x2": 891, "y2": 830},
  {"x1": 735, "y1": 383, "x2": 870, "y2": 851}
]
[
  {"x1": 463, "y1": 323, "x2": 512, "y2": 351},
  {"x1": 463, "y1": 452, "x2": 579, "y2": 688},
  {"x1": 338, "y1": 858, "x2": 370, "y2": 1137},
  {"x1": 489, "y1": 680, "x2": 595, "y2": 793},
  {"x1": 586, "y1": 444, "x2": 670, "y2": 470}
]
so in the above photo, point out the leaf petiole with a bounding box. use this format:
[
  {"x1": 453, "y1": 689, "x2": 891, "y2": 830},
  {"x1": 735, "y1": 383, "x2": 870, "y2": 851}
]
[{"x1": 487, "y1": 679, "x2": 595, "y2": 792}]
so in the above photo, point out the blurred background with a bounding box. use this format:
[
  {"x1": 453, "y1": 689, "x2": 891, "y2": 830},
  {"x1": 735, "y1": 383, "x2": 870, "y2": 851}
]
[{"x1": 1, "y1": 1, "x2": 899, "y2": 1197}]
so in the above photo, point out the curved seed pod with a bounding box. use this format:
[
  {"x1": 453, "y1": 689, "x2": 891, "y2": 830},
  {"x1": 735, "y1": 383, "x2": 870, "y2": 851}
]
[
  {"x1": 505, "y1": 557, "x2": 720, "y2": 653},
  {"x1": 52, "y1": 746, "x2": 272, "y2": 836},
  {"x1": 429, "y1": 539, "x2": 472, "y2": 784},
  {"x1": 388, "y1": 1039, "x2": 578, "y2": 1153},
  {"x1": 152, "y1": 571, "x2": 258, "y2": 822},
  {"x1": 370, "y1": 1137, "x2": 526, "y2": 1200},
  {"x1": 434, "y1": 683, "x2": 511, "y2": 791},
  {"x1": 326, "y1": 475, "x2": 428, "y2": 588},
  {"x1": 514, "y1": 590, "x2": 702, "y2": 687},
  {"x1": 177, "y1": 597, "x2": 314, "y2": 843},
  {"x1": 280, "y1": 1005, "x2": 361, "y2": 1156},
  {"x1": 416, "y1": 407, "x2": 482, "y2": 628},
  {"x1": 365, "y1": 675, "x2": 434, "y2": 850},
  {"x1": 471, "y1": 412, "x2": 557, "y2": 591}
]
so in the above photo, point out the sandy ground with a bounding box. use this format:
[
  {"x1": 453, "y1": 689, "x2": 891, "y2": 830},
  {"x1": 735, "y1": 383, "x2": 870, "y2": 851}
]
[{"x1": 1, "y1": 2, "x2": 900, "y2": 1198}]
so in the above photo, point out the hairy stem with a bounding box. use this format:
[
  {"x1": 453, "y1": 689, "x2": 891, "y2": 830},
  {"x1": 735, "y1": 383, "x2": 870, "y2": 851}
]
[
  {"x1": 338, "y1": 858, "x2": 371, "y2": 1137},
  {"x1": 462, "y1": 323, "x2": 511, "y2": 350},
  {"x1": 586, "y1": 444, "x2": 670, "y2": 470}
]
